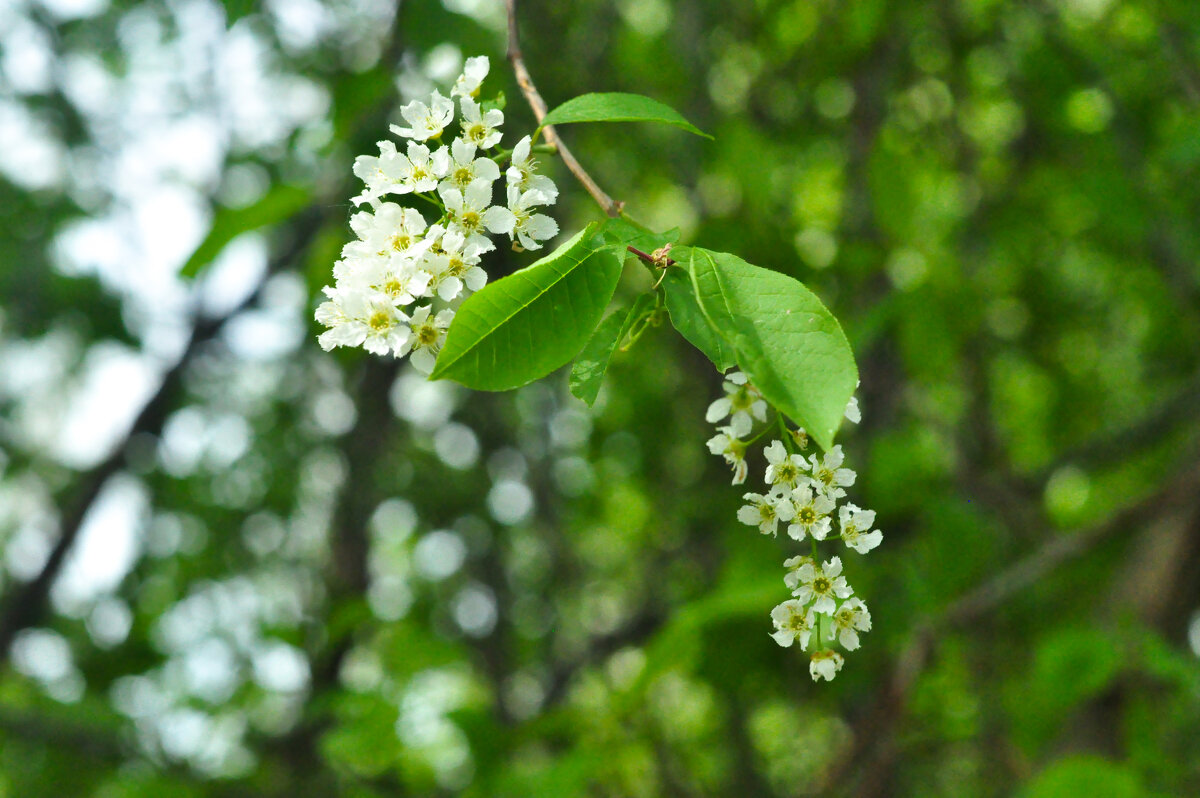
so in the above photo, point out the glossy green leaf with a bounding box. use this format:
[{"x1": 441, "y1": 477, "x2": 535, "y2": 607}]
[
  {"x1": 569, "y1": 294, "x2": 655, "y2": 406},
  {"x1": 431, "y1": 223, "x2": 622, "y2": 391},
  {"x1": 686, "y1": 247, "x2": 857, "y2": 449},
  {"x1": 662, "y1": 266, "x2": 738, "y2": 371},
  {"x1": 540, "y1": 93, "x2": 711, "y2": 139},
  {"x1": 180, "y1": 184, "x2": 311, "y2": 278}
]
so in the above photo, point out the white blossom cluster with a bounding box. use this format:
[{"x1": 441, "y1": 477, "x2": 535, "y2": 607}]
[
  {"x1": 705, "y1": 371, "x2": 880, "y2": 681},
  {"x1": 316, "y1": 56, "x2": 559, "y2": 373}
]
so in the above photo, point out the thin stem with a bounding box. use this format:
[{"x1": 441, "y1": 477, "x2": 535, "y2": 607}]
[
  {"x1": 810, "y1": 537, "x2": 821, "y2": 649},
  {"x1": 746, "y1": 414, "x2": 779, "y2": 446},
  {"x1": 621, "y1": 307, "x2": 659, "y2": 351},
  {"x1": 412, "y1": 192, "x2": 444, "y2": 212},
  {"x1": 778, "y1": 413, "x2": 793, "y2": 452},
  {"x1": 626, "y1": 246, "x2": 677, "y2": 268},
  {"x1": 505, "y1": 0, "x2": 623, "y2": 217}
]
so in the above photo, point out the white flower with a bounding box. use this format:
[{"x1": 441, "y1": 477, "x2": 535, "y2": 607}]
[
  {"x1": 394, "y1": 142, "x2": 450, "y2": 194},
  {"x1": 424, "y1": 227, "x2": 489, "y2": 301},
  {"x1": 316, "y1": 286, "x2": 411, "y2": 356},
  {"x1": 791, "y1": 557, "x2": 853, "y2": 615},
  {"x1": 440, "y1": 179, "x2": 516, "y2": 250},
  {"x1": 790, "y1": 427, "x2": 810, "y2": 451},
  {"x1": 782, "y1": 554, "x2": 815, "y2": 591},
  {"x1": 351, "y1": 140, "x2": 410, "y2": 206},
  {"x1": 507, "y1": 185, "x2": 558, "y2": 250},
  {"x1": 736, "y1": 492, "x2": 795, "y2": 536},
  {"x1": 391, "y1": 90, "x2": 455, "y2": 141},
  {"x1": 459, "y1": 98, "x2": 504, "y2": 149},
  {"x1": 770, "y1": 600, "x2": 813, "y2": 649},
  {"x1": 402, "y1": 305, "x2": 454, "y2": 375},
  {"x1": 786, "y1": 484, "x2": 836, "y2": 541},
  {"x1": 706, "y1": 425, "x2": 748, "y2": 484},
  {"x1": 441, "y1": 138, "x2": 501, "y2": 192},
  {"x1": 705, "y1": 371, "x2": 767, "y2": 431},
  {"x1": 506, "y1": 135, "x2": 558, "y2": 201},
  {"x1": 838, "y1": 504, "x2": 882, "y2": 554},
  {"x1": 349, "y1": 202, "x2": 428, "y2": 256},
  {"x1": 844, "y1": 396, "x2": 861, "y2": 424},
  {"x1": 370, "y1": 257, "x2": 433, "y2": 306},
  {"x1": 831, "y1": 597, "x2": 871, "y2": 651},
  {"x1": 451, "y1": 55, "x2": 489, "y2": 99},
  {"x1": 809, "y1": 649, "x2": 844, "y2": 682},
  {"x1": 763, "y1": 439, "x2": 810, "y2": 493},
  {"x1": 332, "y1": 246, "x2": 384, "y2": 286},
  {"x1": 807, "y1": 445, "x2": 856, "y2": 499}
]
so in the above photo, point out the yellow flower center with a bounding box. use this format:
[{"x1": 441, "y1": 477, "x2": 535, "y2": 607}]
[
  {"x1": 368, "y1": 310, "x2": 391, "y2": 332},
  {"x1": 460, "y1": 210, "x2": 481, "y2": 231},
  {"x1": 731, "y1": 388, "x2": 756, "y2": 411},
  {"x1": 416, "y1": 324, "x2": 439, "y2": 346}
]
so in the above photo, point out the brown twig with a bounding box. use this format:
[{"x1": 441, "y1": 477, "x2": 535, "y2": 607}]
[
  {"x1": 505, "y1": 0, "x2": 623, "y2": 217},
  {"x1": 626, "y1": 245, "x2": 676, "y2": 268}
]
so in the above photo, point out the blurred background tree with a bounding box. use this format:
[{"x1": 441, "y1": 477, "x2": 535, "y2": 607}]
[{"x1": 1, "y1": 0, "x2": 1199, "y2": 795}]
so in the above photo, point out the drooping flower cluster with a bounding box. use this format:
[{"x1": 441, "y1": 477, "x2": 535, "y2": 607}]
[
  {"x1": 316, "y1": 56, "x2": 559, "y2": 373},
  {"x1": 706, "y1": 371, "x2": 880, "y2": 681}
]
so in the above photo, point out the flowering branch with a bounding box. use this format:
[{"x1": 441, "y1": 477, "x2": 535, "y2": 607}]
[{"x1": 504, "y1": 0, "x2": 623, "y2": 217}]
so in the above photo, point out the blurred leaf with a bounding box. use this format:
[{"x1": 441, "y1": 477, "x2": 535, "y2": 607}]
[
  {"x1": 223, "y1": 0, "x2": 257, "y2": 25},
  {"x1": 1009, "y1": 626, "x2": 1125, "y2": 754},
  {"x1": 180, "y1": 184, "x2": 311, "y2": 278},
  {"x1": 320, "y1": 694, "x2": 400, "y2": 779},
  {"x1": 1032, "y1": 627, "x2": 1123, "y2": 709},
  {"x1": 685, "y1": 247, "x2": 858, "y2": 449},
  {"x1": 540, "y1": 92, "x2": 712, "y2": 138},
  {"x1": 431, "y1": 223, "x2": 622, "y2": 390},
  {"x1": 1019, "y1": 756, "x2": 1145, "y2": 798}
]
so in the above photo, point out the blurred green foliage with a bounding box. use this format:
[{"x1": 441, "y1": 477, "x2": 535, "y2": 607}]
[{"x1": 1, "y1": 0, "x2": 1199, "y2": 796}]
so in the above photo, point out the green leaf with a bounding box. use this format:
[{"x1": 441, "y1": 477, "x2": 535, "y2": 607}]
[
  {"x1": 482, "y1": 90, "x2": 506, "y2": 113},
  {"x1": 540, "y1": 92, "x2": 712, "y2": 139},
  {"x1": 662, "y1": 266, "x2": 738, "y2": 371},
  {"x1": 180, "y1": 184, "x2": 311, "y2": 279},
  {"x1": 569, "y1": 294, "x2": 655, "y2": 406},
  {"x1": 1019, "y1": 756, "x2": 1144, "y2": 798},
  {"x1": 686, "y1": 247, "x2": 857, "y2": 450},
  {"x1": 431, "y1": 223, "x2": 622, "y2": 391}
]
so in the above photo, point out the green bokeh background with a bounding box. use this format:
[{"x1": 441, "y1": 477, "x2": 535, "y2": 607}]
[{"x1": 1, "y1": 0, "x2": 1199, "y2": 795}]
